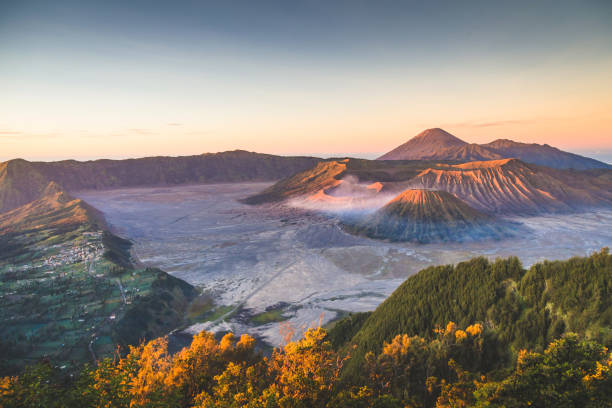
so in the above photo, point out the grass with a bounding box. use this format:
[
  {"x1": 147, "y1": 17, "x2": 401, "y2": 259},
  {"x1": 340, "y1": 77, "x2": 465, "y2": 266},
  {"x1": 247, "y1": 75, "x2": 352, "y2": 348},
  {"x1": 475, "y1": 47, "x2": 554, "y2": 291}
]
[
  {"x1": 186, "y1": 294, "x2": 215, "y2": 321},
  {"x1": 204, "y1": 305, "x2": 236, "y2": 322},
  {"x1": 250, "y1": 309, "x2": 289, "y2": 326}
]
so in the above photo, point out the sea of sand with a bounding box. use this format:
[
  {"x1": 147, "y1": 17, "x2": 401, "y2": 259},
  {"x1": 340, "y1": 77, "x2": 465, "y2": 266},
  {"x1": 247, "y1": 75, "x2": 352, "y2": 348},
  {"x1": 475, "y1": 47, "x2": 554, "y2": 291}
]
[{"x1": 78, "y1": 183, "x2": 612, "y2": 346}]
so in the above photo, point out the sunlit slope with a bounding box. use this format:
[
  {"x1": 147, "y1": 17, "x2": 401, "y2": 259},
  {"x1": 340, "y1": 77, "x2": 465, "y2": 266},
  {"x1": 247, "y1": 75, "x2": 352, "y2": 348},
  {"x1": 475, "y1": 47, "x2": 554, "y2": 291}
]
[
  {"x1": 243, "y1": 158, "x2": 453, "y2": 204},
  {"x1": 345, "y1": 189, "x2": 514, "y2": 242},
  {"x1": 0, "y1": 181, "x2": 106, "y2": 233},
  {"x1": 0, "y1": 151, "x2": 322, "y2": 213},
  {"x1": 409, "y1": 158, "x2": 612, "y2": 214},
  {"x1": 378, "y1": 128, "x2": 470, "y2": 160},
  {"x1": 378, "y1": 128, "x2": 510, "y2": 162},
  {"x1": 378, "y1": 128, "x2": 611, "y2": 169},
  {"x1": 0, "y1": 159, "x2": 52, "y2": 215},
  {"x1": 242, "y1": 160, "x2": 349, "y2": 204},
  {"x1": 246, "y1": 157, "x2": 612, "y2": 215}
]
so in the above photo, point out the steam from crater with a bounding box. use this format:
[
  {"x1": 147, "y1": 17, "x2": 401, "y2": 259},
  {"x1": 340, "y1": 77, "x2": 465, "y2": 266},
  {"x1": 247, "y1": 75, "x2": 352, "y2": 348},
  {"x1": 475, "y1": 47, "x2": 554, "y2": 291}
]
[{"x1": 286, "y1": 175, "x2": 398, "y2": 216}]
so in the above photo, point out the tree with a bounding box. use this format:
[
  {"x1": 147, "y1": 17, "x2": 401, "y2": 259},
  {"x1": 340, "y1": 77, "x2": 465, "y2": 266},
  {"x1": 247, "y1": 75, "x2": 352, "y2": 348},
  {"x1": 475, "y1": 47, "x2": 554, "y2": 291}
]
[
  {"x1": 474, "y1": 334, "x2": 612, "y2": 407},
  {"x1": 0, "y1": 362, "x2": 67, "y2": 408},
  {"x1": 165, "y1": 332, "x2": 258, "y2": 406},
  {"x1": 264, "y1": 327, "x2": 347, "y2": 407}
]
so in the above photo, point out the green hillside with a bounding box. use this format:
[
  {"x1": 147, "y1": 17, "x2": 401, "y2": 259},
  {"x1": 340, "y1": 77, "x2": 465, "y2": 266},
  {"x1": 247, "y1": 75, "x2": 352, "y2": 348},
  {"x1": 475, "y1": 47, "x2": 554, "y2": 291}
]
[
  {"x1": 0, "y1": 187, "x2": 198, "y2": 375},
  {"x1": 331, "y1": 249, "x2": 612, "y2": 375}
]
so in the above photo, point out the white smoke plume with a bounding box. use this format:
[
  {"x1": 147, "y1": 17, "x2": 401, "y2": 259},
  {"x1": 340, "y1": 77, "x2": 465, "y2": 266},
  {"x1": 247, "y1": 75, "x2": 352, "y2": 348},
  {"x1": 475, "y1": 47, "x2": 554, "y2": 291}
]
[{"x1": 286, "y1": 175, "x2": 399, "y2": 216}]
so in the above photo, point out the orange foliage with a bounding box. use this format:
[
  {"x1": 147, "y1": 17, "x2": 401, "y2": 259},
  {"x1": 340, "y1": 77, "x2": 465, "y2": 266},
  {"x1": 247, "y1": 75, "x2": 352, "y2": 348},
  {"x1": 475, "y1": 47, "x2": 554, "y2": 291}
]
[
  {"x1": 266, "y1": 327, "x2": 347, "y2": 406},
  {"x1": 127, "y1": 337, "x2": 172, "y2": 407},
  {"x1": 454, "y1": 330, "x2": 468, "y2": 342},
  {"x1": 165, "y1": 331, "x2": 258, "y2": 405},
  {"x1": 465, "y1": 323, "x2": 482, "y2": 337},
  {"x1": 435, "y1": 360, "x2": 479, "y2": 408},
  {"x1": 0, "y1": 376, "x2": 16, "y2": 402}
]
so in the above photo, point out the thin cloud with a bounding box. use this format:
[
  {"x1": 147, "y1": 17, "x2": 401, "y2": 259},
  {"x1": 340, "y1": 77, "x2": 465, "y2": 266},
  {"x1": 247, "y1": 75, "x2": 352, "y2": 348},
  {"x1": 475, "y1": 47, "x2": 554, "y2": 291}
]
[
  {"x1": 128, "y1": 128, "x2": 155, "y2": 135},
  {"x1": 444, "y1": 120, "x2": 534, "y2": 128},
  {"x1": 0, "y1": 130, "x2": 57, "y2": 139},
  {"x1": 167, "y1": 123, "x2": 182, "y2": 126},
  {"x1": 185, "y1": 130, "x2": 214, "y2": 136}
]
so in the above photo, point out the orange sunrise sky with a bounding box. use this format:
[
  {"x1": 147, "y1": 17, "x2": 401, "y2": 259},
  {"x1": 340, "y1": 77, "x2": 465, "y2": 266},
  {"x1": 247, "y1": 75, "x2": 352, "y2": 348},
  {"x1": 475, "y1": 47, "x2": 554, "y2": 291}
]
[{"x1": 1, "y1": 1, "x2": 611, "y2": 162}]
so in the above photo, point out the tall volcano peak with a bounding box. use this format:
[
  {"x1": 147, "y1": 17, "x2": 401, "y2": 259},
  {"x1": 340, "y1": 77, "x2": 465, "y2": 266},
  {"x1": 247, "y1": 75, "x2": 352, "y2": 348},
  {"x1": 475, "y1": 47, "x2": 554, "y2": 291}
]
[
  {"x1": 378, "y1": 128, "x2": 467, "y2": 160},
  {"x1": 378, "y1": 129, "x2": 611, "y2": 169},
  {"x1": 411, "y1": 128, "x2": 467, "y2": 145}
]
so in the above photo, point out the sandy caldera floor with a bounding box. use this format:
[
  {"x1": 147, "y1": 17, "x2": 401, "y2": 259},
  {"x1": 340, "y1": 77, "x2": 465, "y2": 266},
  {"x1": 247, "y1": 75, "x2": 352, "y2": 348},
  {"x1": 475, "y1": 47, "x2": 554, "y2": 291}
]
[{"x1": 78, "y1": 183, "x2": 612, "y2": 346}]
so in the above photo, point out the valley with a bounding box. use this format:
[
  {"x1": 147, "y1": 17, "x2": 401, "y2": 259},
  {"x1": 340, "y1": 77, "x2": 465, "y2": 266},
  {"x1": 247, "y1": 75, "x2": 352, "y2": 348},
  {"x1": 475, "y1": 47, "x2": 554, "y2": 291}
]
[
  {"x1": 4, "y1": 2, "x2": 612, "y2": 403},
  {"x1": 3, "y1": 136, "x2": 611, "y2": 373},
  {"x1": 78, "y1": 183, "x2": 612, "y2": 348}
]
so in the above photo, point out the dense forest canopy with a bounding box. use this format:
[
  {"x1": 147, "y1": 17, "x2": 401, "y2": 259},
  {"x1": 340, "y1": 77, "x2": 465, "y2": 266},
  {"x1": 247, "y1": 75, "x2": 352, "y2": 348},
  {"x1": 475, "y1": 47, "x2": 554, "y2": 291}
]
[{"x1": 334, "y1": 248, "x2": 612, "y2": 377}]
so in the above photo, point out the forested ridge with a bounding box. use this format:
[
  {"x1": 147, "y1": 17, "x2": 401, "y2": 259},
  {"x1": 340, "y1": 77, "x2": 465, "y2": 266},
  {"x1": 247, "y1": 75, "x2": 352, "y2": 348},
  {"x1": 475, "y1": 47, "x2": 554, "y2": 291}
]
[
  {"x1": 1, "y1": 250, "x2": 611, "y2": 407},
  {"x1": 336, "y1": 248, "x2": 612, "y2": 377}
]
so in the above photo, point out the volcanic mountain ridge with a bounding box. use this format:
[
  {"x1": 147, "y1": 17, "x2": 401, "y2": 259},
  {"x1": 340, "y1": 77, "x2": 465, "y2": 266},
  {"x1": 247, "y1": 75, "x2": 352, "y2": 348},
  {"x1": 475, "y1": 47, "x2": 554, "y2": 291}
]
[
  {"x1": 246, "y1": 157, "x2": 612, "y2": 216},
  {"x1": 378, "y1": 128, "x2": 611, "y2": 170},
  {"x1": 0, "y1": 151, "x2": 323, "y2": 214},
  {"x1": 407, "y1": 158, "x2": 612, "y2": 215}
]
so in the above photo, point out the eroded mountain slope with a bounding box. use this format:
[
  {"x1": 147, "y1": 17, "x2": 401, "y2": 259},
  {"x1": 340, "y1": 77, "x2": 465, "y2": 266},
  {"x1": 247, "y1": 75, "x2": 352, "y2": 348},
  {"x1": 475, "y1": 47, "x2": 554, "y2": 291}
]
[{"x1": 409, "y1": 159, "x2": 612, "y2": 214}]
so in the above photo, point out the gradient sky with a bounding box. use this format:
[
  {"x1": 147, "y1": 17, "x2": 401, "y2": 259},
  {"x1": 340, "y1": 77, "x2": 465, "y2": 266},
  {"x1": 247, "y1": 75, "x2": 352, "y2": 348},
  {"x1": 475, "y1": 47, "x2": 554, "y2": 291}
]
[{"x1": 1, "y1": 0, "x2": 611, "y2": 162}]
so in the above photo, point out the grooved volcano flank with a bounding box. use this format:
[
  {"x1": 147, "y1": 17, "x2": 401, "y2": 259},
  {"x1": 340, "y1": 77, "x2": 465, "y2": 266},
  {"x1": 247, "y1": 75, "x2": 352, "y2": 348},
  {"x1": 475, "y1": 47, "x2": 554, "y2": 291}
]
[
  {"x1": 245, "y1": 156, "x2": 612, "y2": 216},
  {"x1": 408, "y1": 159, "x2": 612, "y2": 214},
  {"x1": 345, "y1": 189, "x2": 516, "y2": 243},
  {"x1": 383, "y1": 189, "x2": 486, "y2": 223}
]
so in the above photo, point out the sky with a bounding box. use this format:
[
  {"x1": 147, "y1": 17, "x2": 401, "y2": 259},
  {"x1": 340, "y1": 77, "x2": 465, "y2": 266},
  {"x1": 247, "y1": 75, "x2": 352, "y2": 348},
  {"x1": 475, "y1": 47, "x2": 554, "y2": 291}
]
[{"x1": 1, "y1": 0, "x2": 611, "y2": 162}]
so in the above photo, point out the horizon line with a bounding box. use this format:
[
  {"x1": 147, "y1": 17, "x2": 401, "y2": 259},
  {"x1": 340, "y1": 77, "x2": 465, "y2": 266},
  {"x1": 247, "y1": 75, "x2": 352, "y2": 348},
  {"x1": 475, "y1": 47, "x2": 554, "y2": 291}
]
[{"x1": 2, "y1": 149, "x2": 612, "y2": 165}]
